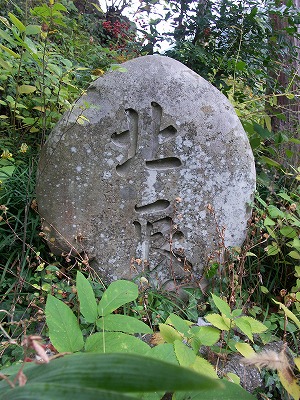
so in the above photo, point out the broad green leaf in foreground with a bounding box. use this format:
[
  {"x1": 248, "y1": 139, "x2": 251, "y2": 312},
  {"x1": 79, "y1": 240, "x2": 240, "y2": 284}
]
[
  {"x1": 0, "y1": 353, "x2": 223, "y2": 400},
  {"x1": 174, "y1": 379, "x2": 256, "y2": 400},
  {"x1": 45, "y1": 294, "x2": 84, "y2": 352},
  {"x1": 98, "y1": 280, "x2": 138, "y2": 316}
]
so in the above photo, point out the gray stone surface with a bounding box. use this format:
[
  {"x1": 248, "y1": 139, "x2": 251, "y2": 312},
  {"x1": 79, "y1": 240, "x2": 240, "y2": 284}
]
[{"x1": 36, "y1": 55, "x2": 256, "y2": 288}]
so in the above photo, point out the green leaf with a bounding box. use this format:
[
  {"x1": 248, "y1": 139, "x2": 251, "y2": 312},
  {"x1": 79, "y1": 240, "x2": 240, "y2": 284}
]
[
  {"x1": 0, "y1": 165, "x2": 15, "y2": 181},
  {"x1": 85, "y1": 332, "x2": 150, "y2": 354},
  {"x1": 268, "y1": 205, "x2": 285, "y2": 218},
  {"x1": 260, "y1": 286, "x2": 269, "y2": 294},
  {"x1": 0, "y1": 57, "x2": 12, "y2": 71},
  {"x1": 175, "y1": 379, "x2": 255, "y2": 400},
  {"x1": 239, "y1": 316, "x2": 267, "y2": 333},
  {"x1": 235, "y1": 342, "x2": 255, "y2": 358},
  {"x1": 98, "y1": 280, "x2": 138, "y2": 316},
  {"x1": 53, "y1": 3, "x2": 68, "y2": 12},
  {"x1": 264, "y1": 216, "x2": 275, "y2": 226},
  {"x1": 23, "y1": 37, "x2": 38, "y2": 54},
  {"x1": 234, "y1": 318, "x2": 253, "y2": 342},
  {"x1": 266, "y1": 243, "x2": 280, "y2": 256},
  {"x1": 273, "y1": 300, "x2": 300, "y2": 329},
  {"x1": 25, "y1": 24, "x2": 41, "y2": 35},
  {"x1": 191, "y1": 356, "x2": 218, "y2": 379},
  {"x1": 8, "y1": 13, "x2": 26, "y2": 32},
  {"x1": 193, "y1": 326, "x2": 220, "y2": 346},
  {"x1": 231, "y1": 309, "x2": 242, "y2": 318},
  {"x1": 235, "y1": 60, "x2": 246, "y2": 71},
  {"x1": 205, "y1": 314, "x2": 231, "y2": 331},
  {"x1": 149, "y1": 343, "x2": 178, "y2": 364},
  {"x1": 0, "y1": 44, "x2": 20, "y2": 58},
  {"x1": 288, "y1": 251, "x2": 300, "y2": 260},
  {"x1": 97, "y1": 314, "x2": 152, "y2": 334},
  {"x1": 0, "y1": 353, "x2": 222, "y2": 399},
  {"x1": 159, "y1": 323, "x2": 183, "y2": 343},
  {"x1": 211, "y1": 294, "x2": 231, "y2": 317},
  {"x1": 45, "y1": 294, "x2": 84, "y2": 352},
  {"x1": 17, "y1": 85, "x2": 36, "y2": 94},
  {"x1": 76, "y1": 271, "x2": 98, "y2": 323},
  {"x1": 280, "y1": 226, "x2": 297, "y2": 238},
  {"x1": 166, "y1": 313, "x2": 191, "y2": 336},
  {"x1": 174, "y1": 339, "x2": 196, "y2": 367},
  {"x1": 260, "y1": 156, "x2": 281, "y2": 168}
]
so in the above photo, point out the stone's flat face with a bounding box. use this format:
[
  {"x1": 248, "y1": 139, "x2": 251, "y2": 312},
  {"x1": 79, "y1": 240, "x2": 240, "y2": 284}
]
[{"x1": 37, "y1": 55, "x2": 256, "y2": 287}]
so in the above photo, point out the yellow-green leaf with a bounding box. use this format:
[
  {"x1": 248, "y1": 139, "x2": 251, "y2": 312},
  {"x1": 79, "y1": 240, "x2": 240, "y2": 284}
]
[
  {"x1": 17, "y1": 85, "x2": 36, "y2": 94},
  {"x1": 273, "y1": 300, "x2": 300, "y2": 329},
  {"x1": 0, "y1": 44, "x2": 20, "y2": 58},
  {"x1": 192, "y1": 355, "x2": 218, "y2": 379},
  {"x1": 8, "y1": 12, "x2": 25, "y2": 32},
  {"x1": 235, "y1": 342, "x2": 255, "y2": 358},
  {"x1": 159, "y1": 323, "x2": 182, "y2": 343},
  {"x1": 205, "y1": 314, "x2": 231, "y2": 331},
  {"x1": 278, "y1": 369, "x2": 300, "y2": 400},
  {"x1": 239, "y1": 316, "x2": 267, "y2": 333}
]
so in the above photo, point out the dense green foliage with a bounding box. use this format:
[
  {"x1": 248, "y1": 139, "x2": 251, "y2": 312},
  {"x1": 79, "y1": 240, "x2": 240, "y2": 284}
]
[{"x1": 0, "y1": 0, "x2": 299, "y2": 399}]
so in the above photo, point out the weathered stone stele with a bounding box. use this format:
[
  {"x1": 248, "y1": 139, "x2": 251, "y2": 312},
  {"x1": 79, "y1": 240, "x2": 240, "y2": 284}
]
[{"x1": 36, "y1": 55, "x2": 256, "y2": 288}]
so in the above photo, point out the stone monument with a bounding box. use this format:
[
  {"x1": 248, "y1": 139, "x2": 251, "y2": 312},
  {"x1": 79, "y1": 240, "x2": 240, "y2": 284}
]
[{"x1": 36, "y1": 55, "x2": 256, "y2": 289}]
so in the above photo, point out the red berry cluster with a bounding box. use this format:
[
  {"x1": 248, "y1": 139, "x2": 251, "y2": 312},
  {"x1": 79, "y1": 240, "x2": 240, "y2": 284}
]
[{"x1": 102, "y1": 20, "x2": 130, "y2": 39}]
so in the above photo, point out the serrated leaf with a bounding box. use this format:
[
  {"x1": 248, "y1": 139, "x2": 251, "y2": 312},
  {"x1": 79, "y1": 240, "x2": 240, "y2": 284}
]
[
  {"x1": 191, "y1": 356, "x2": 218, "y2": 379},
  {"x1": 149, "y1": 343, "x2": 178, "y2": 364},
  {"x1": 239, "y1": 316, "x2": 267, "y2": 333},
  {"x1": 45, "y1": 294, "x2": 84, "y2": 352},
  {"x1": 98, "y1": 280, "x2": 138, "y2": 316},
  {"x1": 76, "y1": 271, "x2": 98, "y2": 323},
  {"x1": 85, "y1": 331, "x2": 150, "y2": 354},
  {"x1": 96, "y1": 314, "x2": 152, "y2": 334},
  {"x1": 174, "y1": 340, "x2": 196, "y2": 367},
  {"x1": 225, "y1": 372, "x2": 240, "y2": 385},
  {"x1": 159, "y1": 323, "x2": 183, "y2": 343},
  {"x1": 166, "y1": 313, "x2": 191, "y2": 336},
  {"x1": 235, "y1": 342, "x2": 255, "y2": 358},
  {"x1": 235, "y1": 318, "x2": 253, "y2": 341},
  {"x1": 205, "y1": 314, "x2": 231, "y2": 331},
  {"x1": 211, "y1": 294, "x2": 231, "y2": 317},
  {"x1": 194, "y1": 326, "x2": 220, "y2": 346}
]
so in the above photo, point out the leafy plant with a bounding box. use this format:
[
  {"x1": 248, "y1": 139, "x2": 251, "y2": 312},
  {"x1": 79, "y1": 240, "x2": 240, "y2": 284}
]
[{"x1": 43, "y1": 274, "x2": 256, "y2": 399}]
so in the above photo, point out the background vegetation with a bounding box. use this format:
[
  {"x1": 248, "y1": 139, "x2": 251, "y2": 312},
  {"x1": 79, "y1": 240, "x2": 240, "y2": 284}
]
[{"x1": 0, "y1": 0, "x2": 299, "y2": 399}]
